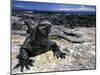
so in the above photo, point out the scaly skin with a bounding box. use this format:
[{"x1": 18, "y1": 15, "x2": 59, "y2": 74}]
[{"x1": 13, "y1": 20, "x2": 66, "y2": 72}]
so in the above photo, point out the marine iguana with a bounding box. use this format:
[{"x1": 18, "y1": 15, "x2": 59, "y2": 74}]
[{"x1": 13, "y1": 20, "x2": 66, "y2": 72}]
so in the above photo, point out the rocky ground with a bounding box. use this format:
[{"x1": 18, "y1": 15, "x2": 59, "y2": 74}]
[{"x1": 11, "y1": 27, "x2": 96, "y2": 74}]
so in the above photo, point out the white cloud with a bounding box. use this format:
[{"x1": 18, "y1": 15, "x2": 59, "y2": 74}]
[
  {"x1": 54, "y1": 5, "x2": 95, "y2": 12},
  {"x1": 77, "y1": 5, "x2": 95, "y2": 11},
  {"x1": 15, "y1": 5, "x2": 23, "y2": 8}
]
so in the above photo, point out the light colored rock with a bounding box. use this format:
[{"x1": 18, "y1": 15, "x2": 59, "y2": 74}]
[{"x1": 11, "y1": 27, "x2": 96, "y2": 74}]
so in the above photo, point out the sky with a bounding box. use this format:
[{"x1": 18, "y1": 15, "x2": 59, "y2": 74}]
[{"x1": 12, "y1": 0, "x2": 96, "y2": 15}]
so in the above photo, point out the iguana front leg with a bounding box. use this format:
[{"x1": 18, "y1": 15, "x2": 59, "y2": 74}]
[
  {"x1": 49, "y1": 41, "x2": 66, "y2": 59},
  {"x1": 13, "y1": 47, "x2": 34, "y2": 72}
]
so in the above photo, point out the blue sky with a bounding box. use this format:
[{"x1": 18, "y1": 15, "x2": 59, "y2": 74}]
[{"x1": 12, "y1": 0, "x2": 96, "y2": 15}]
